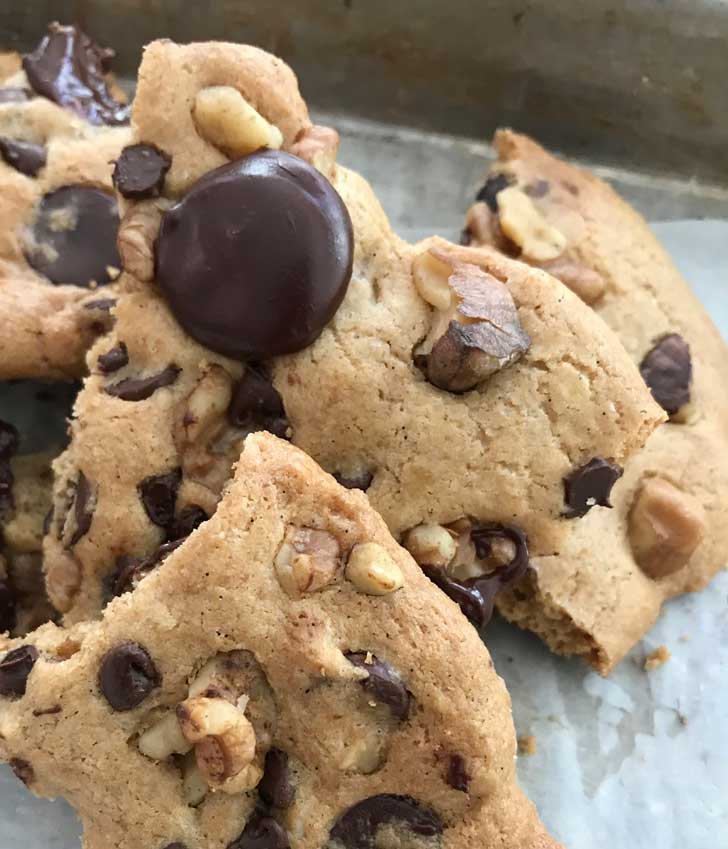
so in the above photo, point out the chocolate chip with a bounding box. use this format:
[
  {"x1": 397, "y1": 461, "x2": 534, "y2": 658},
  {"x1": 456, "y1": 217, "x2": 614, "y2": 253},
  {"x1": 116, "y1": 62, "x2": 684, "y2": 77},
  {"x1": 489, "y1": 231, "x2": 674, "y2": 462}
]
[
  {"x1": 422, "y1": 524, "x2": 529, "y2": 629},
  {"x1": 0, "y1": 577, "x2": 17, "y2": 634},
  {"x1": 258, "y1": 748, "x2": 295, "y2": 809},
  {"x1": 9, "y1": 758, "x2": 34, "y2": 786},
  {"x1": 329, "y1": 795, "x2": 442, "y2": 848},
  {"x1": 105, "y1": 364, "x2": 181, "y2": 402},
  {"x1": 22, "y1": 23, "x2": 130, "y2": 126},
  {"x1": 106, "y1": 538, "x2": 185, "y2": 599},
  {"x1": 156, "y1": 150, "x2": 354, "y2": 359},
  {"x1": 83, "y1": 297, "x2": 117, "y2": 312},
  {"x1": 98, "y1": 641, "x2": 160, "y2": 710},
  {"x1": 333, "y1": 470, "x2": 374, "y2": 491},
  {"x1": 25, "y1": 186, "x2": 120, "y2": 286},
  {"x1": 167, "y1": 505, "x2": 208, "y2": 542},
  {"x1": 639, "y1": 333, "x2": 692, "y2": 416},
  {"x1": 0, "y1": 88, "x2": 31, "y2": 104},
  {"x1": 445, "y1": 754, "x2": 470, "y2": 792},
  {"x1": 346, "y1": 652, "x2": 411, "y2": 720},
  {"x1": 97, "y1": 342, "x2": 128, "y2": 374},
  {"x1": 32, "y1": 704, "x2": 62, "y2": 717},
  {"x1": 112, "y1": 143, "x2": 171, "y2": 199},
  {"x1": 475, "y1": 173, "x2": 512, "y2": 212},
  {"x1": 0, "y1": 645, "x2": 39, "y2": 697},
  {"x1": 0, "y1": 137, "x2": 47, "y2": 177},
  {"x1": 228, "y1": 365, "x2": 290, "y2": 439},
  {"x1": 69, "y1": 472, "x2": 95, "y2": 546},
  {"x1": 138, "y1": 469, "x2": 182, "y2": 528},
  {"x1": 0, "y1": 420, "x2": 19, "y2": 459},
  {"x1": 563, "y1": 457, "x2": 623, "y2": 519},
  {"x1": 228, "y1": 810, "x2": 290, "y2": 849}
]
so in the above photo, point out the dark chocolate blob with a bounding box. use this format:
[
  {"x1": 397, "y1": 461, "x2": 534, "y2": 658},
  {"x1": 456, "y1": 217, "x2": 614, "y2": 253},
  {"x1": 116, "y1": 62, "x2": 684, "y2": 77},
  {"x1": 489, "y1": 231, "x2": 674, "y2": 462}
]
[
  {"x1": 69, "y1": 472, "x2": 94, "y2": 546},
  {"x1": 97, "y1": 342, "x2": 128, "y2": 374},
  {"x1": 105, "y1": 364, "x2": 181, "y2": 402},
  {"x1": 0, "y1": 577, "x2": 17, "y2": 634},
  {"x1": 0, "y1": 420, "x2": 20, "y2": 459},
  {"x1": 475, "y1": 173, "x2": 512, "y2": 211},
  {"x1": 0, "y1": 137, "x2": 47, "y2": 177},
  {"x1": 346, "y1": 652, "x2": 411, "y2": 720},
  {"x1": 333, "y1": 470, "x2": 374, "y2": 491},
  {"x1": 107, "y1": 538, "x2": 185, "y2": 600},
  {"x1": 228, "y1": 810, "x2": 290, "y2": 849},
  {"x1": 113, "y1": 143, "x2": 171, "y2": 199},
  {"x1": 563, "y1": 457, "x2": 623, "y2": 519},
  {"x1": 329, "y1": 795, "x2": 443, "y2": 848},
  {"x1": 422, "y1": 524, "x2": 530, "y2": 629},
  {"x1": 25, "y1": 185, "x2": 120, "y2": 286},
  {"x1": 22, "y1": 23, "x2": 130, "y2": 126},
  {"x1": 138, "y1": 468, "x2": 182, "y2": 528},
  {"x1": 258, "y1": 748, "x2": 295, "y2": 809},
  {"x1": 0, "y1": 645, "x2": 39, "y2": 697},
  {"x1": 446, "y1": 754, "x2": 470, "y2": 792},
  {"x1": 167, "y1": 505, "x2": 208, "y2": 542},
  {"x1": 9, "y1": 758, "x2": 34, "y2": 786},
  {"x1": 98, "y1": 641, "x2": 160, "y2": 711},
  {"x1": 228, "y1": 365, "x2": 290, "y2": 439},
  {"x1": 0, "y1": 88, "x2": 32, "y2": 104},
  {"x1": 639, "y1": 333, "x2": 692, "y2": 416},
  {"x1": 156, "y1": 150, "x2": 354, "y2": 359}
]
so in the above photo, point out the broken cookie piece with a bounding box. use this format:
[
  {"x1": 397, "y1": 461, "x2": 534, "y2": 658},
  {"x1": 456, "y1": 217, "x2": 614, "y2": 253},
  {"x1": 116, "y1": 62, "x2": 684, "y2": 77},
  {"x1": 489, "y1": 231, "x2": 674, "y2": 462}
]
[{"x1": 1, "y1": 434, "x2": 562, "y2": 849}]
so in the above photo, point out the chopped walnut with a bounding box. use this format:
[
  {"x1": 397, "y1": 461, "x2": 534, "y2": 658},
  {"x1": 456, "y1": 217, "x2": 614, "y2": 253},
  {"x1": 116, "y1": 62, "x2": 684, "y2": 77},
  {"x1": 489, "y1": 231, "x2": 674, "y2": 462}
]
[
  {"x1": 496, "y1": 187, "x2": 567, "y2": 262},
  {"x1": 117, "y1": 201, "x2": 167, "y2": 282},
  {"x1": 537, "y1": 259, "x2": 607, "y2": 306},
  {"x1": 403, "y1": 524, "x2": 456, "y2": 569},
  {"x1": 274, "y1": 527, "x2": 342, "y2": 597},
  {"x1": 193, "y1": 86, "x2": 283, "y2": 158},
  {"x1": 345, "y1": 543, "x2": 404, "y2": 596},
  {"x1": 290, "y1": 125, "x2": 340, "y2": 178}
]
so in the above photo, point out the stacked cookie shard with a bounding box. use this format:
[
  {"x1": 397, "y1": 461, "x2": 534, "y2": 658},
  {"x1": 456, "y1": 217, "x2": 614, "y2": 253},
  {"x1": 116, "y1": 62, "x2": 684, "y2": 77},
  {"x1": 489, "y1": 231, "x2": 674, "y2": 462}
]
[
  {"x1": 43, "y1": 40, "x2": 663, "y2": 636},
  {"x1": 0, "y1": 23, "x2": 130, "y2": 379},
  {"x1": 1, "y1": 433, "x2": 561, "y2": 849},
  {"x1": 463, "y1": 130, "x2": 728, "y2": 671}
]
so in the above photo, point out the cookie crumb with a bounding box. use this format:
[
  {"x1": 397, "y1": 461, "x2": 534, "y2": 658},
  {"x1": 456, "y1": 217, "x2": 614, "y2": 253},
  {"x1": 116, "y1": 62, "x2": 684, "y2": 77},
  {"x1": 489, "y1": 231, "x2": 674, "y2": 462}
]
[
  {"x1": 518, "y1": 734, "x2": 537, "y2": 756},
  {"x1": 644, "y1": 645, "x2": 671, "y2": 670}
]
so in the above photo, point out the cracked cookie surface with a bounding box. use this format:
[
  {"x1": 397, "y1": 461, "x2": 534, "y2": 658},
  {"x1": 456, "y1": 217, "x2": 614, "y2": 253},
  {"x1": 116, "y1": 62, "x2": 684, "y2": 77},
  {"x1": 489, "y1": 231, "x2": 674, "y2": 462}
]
[{"x1": 2, "y1": 434, "x2": 561, "y2": 849}]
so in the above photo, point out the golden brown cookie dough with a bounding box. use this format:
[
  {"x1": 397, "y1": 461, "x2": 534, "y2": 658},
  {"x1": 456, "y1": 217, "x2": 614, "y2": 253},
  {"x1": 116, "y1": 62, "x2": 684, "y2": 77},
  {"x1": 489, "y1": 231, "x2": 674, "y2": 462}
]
[
  {"x1": 0, "y1": 27, "x2": 131, "y2": 380},
  {"x1": 43, "y1": 40, "x2": 662, "y2": 627},
  {"x1": 463, "y1": 130, "x2": 728, "y2": 672},
  {"x1": 1, "y1": 434, "x2": 562, "y2": 849}
]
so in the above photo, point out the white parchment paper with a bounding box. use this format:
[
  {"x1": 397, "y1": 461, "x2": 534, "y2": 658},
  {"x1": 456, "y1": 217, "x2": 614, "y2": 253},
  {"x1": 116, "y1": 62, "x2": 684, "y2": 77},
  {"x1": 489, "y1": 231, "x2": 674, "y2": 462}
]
[{"x1": 1, "y1": 222, "x2": 727, "y2": 848}]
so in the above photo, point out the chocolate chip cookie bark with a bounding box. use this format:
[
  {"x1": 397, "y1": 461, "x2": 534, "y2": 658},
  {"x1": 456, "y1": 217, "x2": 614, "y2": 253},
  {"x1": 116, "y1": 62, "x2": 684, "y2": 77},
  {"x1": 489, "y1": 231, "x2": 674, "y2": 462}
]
[
  {"x1": 1, "y1": 420, "x2": 56, "y2": 635},
  {"x1": 2, "y1": 434, "x2": 562, "y2": 849},
  {"x1": 463, "y1": 130, "x2": 728, "y2": 671},
  {"x1": 44, "y1": 39, "x2": 663, "y2": 631},
  {"x1": 0, "y1": 24, "x2": 131, "y2": 379}
]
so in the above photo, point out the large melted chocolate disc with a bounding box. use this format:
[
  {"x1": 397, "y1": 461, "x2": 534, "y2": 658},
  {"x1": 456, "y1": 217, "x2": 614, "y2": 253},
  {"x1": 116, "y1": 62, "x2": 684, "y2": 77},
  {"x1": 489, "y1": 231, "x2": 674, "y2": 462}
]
[{"x1": 155, "y1": 150, "x2": 354, "y2": 359}]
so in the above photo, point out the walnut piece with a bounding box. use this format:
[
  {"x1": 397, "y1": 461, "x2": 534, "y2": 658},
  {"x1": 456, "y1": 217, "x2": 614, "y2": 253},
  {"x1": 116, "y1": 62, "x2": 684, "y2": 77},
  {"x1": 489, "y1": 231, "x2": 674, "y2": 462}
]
[
  {"x1": 193, "y1": 86, "x2": 283, "y2": 158},
  {"x1": 413, "y1": 249, "x2": 530, "y2": 393},
  {"x1": 496, "y1": 186, "x2": 567, "y2": 262},
  {"x1": 345, "y1": 543, "x2": 404, "y2": 595},
  {"x1": 629, "y1": 477, "x2": 705, "y2": 579},
  {"x1": 538, "y1": 259, "x2": 607, "y2": 306},
  {"x1": 290, "y1": 124, "x2": 340, "y2": 178},
  {"x1": 274, "y1": 527, "x2": 342, "y2": 597},
  {"x1": 117, "y1": 201, "x2": 166, "y2": 282},
  {"x1": 403, "y1": 523, "x2": 456, "y2": 568},
  {"x1": 138, "y1": 711, "x2": 192, "y2": 760}
]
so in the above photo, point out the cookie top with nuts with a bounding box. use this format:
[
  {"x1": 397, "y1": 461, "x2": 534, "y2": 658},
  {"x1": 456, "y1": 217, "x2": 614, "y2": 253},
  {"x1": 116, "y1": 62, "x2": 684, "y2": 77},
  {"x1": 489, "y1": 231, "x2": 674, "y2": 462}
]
[
  {"x1": 464, "y1": 130, "x2": 728, "y2": 672},
  {"x1": 0, "y1": 23, "x2": 131, "y2": 380},
  {"x1": 43, "y1": 39, "x2": 663, "y2": 629},
  {"x1": 2, "y1": 434, "x2": 562, "y2": 849}
]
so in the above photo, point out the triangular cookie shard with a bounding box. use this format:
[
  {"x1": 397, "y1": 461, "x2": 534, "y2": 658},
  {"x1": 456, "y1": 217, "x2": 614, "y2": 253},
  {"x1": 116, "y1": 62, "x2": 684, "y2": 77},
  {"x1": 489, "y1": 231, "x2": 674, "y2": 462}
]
[
  {"x1": 44, "y1": 40, "x2": 662, "y2": 633},
  {"x1": 2, "y1": 434, "x2": 562, "y2": 849},
  {"x1": 464, "y1": 130, "x2": 728, "y2": 671}
]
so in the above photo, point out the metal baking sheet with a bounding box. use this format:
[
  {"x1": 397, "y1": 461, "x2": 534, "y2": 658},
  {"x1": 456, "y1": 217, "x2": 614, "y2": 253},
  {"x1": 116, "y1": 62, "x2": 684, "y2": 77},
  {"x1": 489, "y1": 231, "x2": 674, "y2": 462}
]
[{"x1": 1, "y1": 3, "x2": 727, "y2": 847}]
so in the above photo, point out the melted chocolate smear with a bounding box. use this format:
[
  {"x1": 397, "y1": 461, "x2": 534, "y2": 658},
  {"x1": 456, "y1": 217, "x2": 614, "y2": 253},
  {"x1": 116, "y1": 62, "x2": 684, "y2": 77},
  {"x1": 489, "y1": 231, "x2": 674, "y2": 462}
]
[
  {"x1": 112, "y1": 143, "x2": 171, "y2": 199},
  {"x1": 563, "y1": 457, "x2": 623, "y2": 519},
  {"x1": 422, "y1": 524, "x2": 529, "y2": 629},
  {"x1": 107, "y1": 538, "x2": 185, "y2": 600},
  {"x1": 475, "y1": 173, "x2": 512, "y2": 211},
  {"x1": 639, "y1": 333, "x2": 692, "y2": 416},
  {"x1": 346, "y1": 652, "x2": 411, "y2": 720},
  {"x1": 0, "y1": 137, "x2": 47, "y2": 177},
  {"x1": 22, "y1": 23, "x2": 130, "y2": 126},
  {"x1": 105, "y1": 364, "x2": 180, "y2": 402},
  {"x1": 25, "y1": 185, "x2": 120, "y2": 286},
  {"x1": 329, "y1": 795, "x2": 443, "y2": 849},
  {"x1": 166, "y1": 505, "x2": 208, "y2": 542},
  {"x1": 156, "y1": 150, "x2": 354, "y2": 359},
  {"x1": 68, "y1": 472, "x2": 94, "y2": 546},
  {"x1": 97, "y1": 342, "x2": 128, "y2": 374},
  {"x1": 138, "y1": 468, "x2": 181, "y2": 528},
  {"x1": 228, "y1": 365, "x2": 291, "y2": 439}
]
